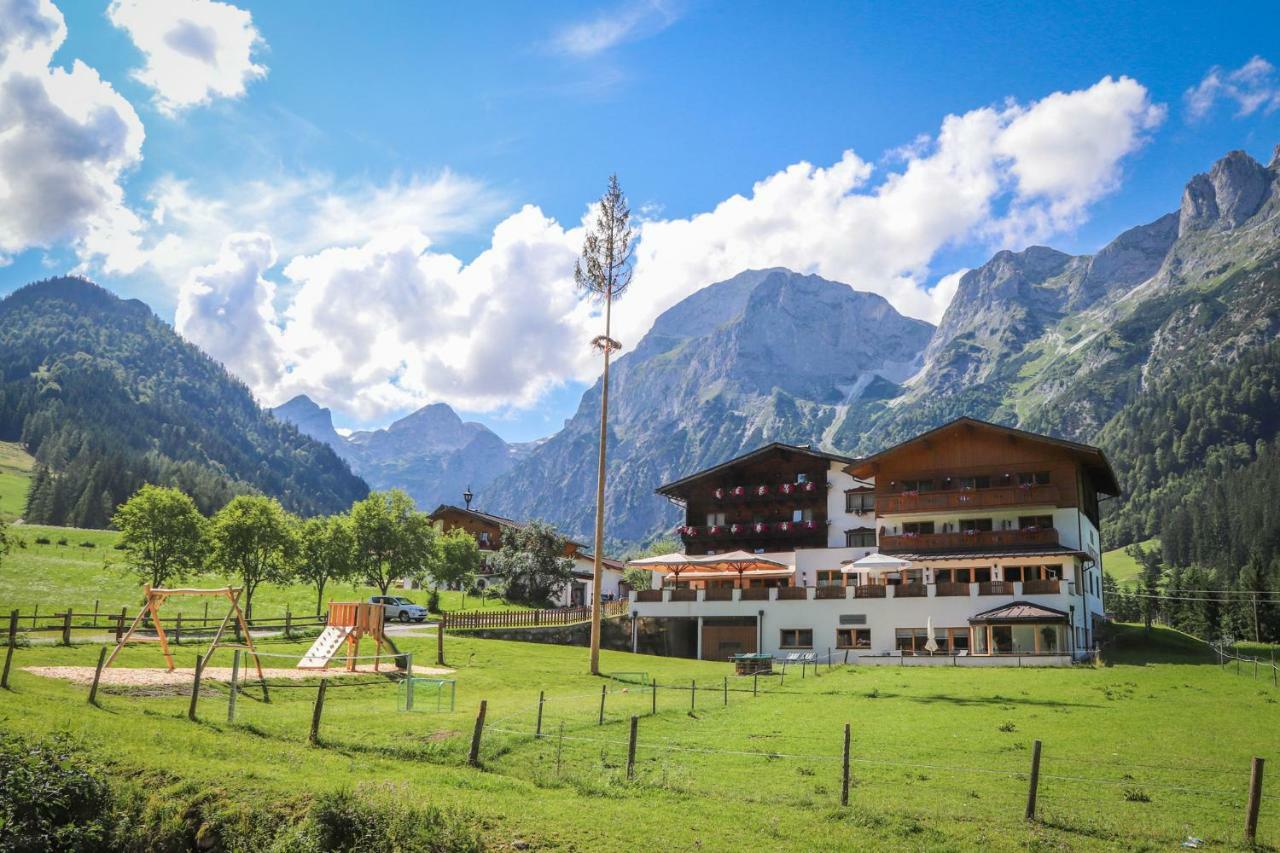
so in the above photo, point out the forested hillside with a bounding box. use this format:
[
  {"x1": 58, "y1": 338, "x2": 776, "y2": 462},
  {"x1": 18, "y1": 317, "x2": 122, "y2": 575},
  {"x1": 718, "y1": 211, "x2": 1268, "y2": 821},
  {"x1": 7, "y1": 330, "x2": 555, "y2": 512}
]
[{"x1": 0, "y1": 277, "x2": 368, "y2": 526}]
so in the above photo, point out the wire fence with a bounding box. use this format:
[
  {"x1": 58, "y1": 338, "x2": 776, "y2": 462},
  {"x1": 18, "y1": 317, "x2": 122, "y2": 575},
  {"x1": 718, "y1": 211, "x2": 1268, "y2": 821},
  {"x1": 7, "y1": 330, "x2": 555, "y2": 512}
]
[{"x1": 48, "y1": 644, "x2": 1279, "y2": 848}]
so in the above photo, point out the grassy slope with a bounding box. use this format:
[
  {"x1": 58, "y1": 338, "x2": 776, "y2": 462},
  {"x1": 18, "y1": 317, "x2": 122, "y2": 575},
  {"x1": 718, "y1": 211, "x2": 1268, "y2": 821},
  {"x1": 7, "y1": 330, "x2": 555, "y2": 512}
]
[
  {"x1": 0, "y1": 439, "x2": 33, "y2": 522},
  {"x1": 1, "y1": 624, "x2": 1276, "y2": 850},
  {"x1": 1102, "y1": 537, "x2": 1158, "y2": 585},
  {"x1": 0, "y1": 523, "x2": 526, "y2": 618}
]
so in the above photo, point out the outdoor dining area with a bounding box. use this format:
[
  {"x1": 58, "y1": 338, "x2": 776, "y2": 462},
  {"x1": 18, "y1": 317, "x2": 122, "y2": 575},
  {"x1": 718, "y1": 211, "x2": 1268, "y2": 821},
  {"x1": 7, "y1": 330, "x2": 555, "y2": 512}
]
[{"x1": 628, "y1": 551, "x2": 796, "y2": 601}]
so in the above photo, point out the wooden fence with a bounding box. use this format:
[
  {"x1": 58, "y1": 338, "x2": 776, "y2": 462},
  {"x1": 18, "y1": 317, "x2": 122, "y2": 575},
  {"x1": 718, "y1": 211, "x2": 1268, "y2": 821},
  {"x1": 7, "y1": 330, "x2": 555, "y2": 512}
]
[
  {"x1": 445, "y1": 599, "x2": 629, "y2": 631},
  {"x1": 0, "y1": 604, "x2": 326, "y2": 645}
]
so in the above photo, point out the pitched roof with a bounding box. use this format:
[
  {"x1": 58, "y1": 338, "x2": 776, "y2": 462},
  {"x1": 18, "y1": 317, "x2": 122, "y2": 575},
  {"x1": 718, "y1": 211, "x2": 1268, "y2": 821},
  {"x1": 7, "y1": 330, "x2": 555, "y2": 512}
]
[
  {"x1": 656, "y1": 442, "x2": 858, "y2": 497},
  {"x1": 430, "y1": 504, "x2": 623, "y2": 568},
  {"x1": 846, "y1": 416, "x2": 1120, "y2": 496},
  {"x1": 969, "y1": 601, "x2": 1070, "y2": 623}
]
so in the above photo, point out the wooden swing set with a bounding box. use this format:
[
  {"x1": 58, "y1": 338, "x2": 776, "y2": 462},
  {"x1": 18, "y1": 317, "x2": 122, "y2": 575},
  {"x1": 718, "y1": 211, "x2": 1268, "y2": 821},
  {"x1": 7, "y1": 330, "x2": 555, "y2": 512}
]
[{"x1": 105, "y1": 584, "x2": 265, "y2": 683}]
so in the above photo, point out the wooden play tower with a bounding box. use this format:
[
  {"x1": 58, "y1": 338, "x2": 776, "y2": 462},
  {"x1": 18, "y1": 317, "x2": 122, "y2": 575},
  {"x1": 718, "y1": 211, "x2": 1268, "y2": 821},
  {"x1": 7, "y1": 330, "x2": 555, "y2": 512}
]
[{"x1": 298, "y1": 602, "x2": 388, "y2": 671}]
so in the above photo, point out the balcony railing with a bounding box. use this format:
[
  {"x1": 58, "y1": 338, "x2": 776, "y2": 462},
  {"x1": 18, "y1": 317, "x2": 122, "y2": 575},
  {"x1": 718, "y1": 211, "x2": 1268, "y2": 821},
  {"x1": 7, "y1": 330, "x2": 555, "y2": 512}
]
[
  {"x1": 637, "y1": 579, "x2": 1070, "y2": 605},
  {"x1": 709, "y1": 482, "x2": 824, "y2": 504},
  {"x1": 877, "y1": 483, "x2": 1060, "y2": 514},
  {"x1": 880, "y1": 527, "x2": 1059, "y2": 553},
  {"x1": 679, "y1": 521, "x2": 823, "y2": 540}
]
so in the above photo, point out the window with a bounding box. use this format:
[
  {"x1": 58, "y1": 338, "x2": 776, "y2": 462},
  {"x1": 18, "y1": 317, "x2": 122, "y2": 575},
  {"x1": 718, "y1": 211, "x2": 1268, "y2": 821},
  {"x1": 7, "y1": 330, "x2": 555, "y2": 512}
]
[
  {"x1": 845, "y1": 530, "x2": 875, "y2": 548},
  {"x1": 934, "y1": 568, "x2": 972, "y2": 584},
  {"x1": 903, "y1": 521, "x2": 935, "y2": 535},
  {"x1": 902, "y1": 479, "x2": 933, "y2": 492},
  {"x1": 837, "y1": 628, "x2": 871, "y2": 649},
  {"x1": 1018, "y1": 471, "x2": 1051, "y2": 486},
  {"x1": 845, "y1": 492, "x2": 875, "y2": 513},
  {"x1": 706, "y1": 511, "x2": 726, "y2": 526},
  {"x1": 1018, "y1": 515, "x2": 1053, "y2": 530},
  {"x1": 960, "y1": 518, "x2": 993, "y2": 532},
  {"x1": 792, "y1": 507, "x2": 814, "y2": 523},
  {"x1": 797, "y1": 473, "x2": 808, "y2": 484},
  {"x1": 780, "y1": 629, "x2": 813, "y2": 648},
  {"x1": 816, "y1": 570, "x2": 844, "y2": 588},
  {"x1": 974, "y1": 567, "x2": 992, "y2": 583}
]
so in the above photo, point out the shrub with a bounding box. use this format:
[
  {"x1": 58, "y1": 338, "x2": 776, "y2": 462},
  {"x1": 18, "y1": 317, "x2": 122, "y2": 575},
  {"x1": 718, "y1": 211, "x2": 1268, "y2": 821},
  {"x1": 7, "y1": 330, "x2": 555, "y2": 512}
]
[
  {"x1": 0, "y1": 734, "x2": 114, "y2": 852},
  {"x1": 998, "y1": 721, "x2": 1017, "y2": 732},
  {"x1": 78, "y1": 541, "x2": 95, "y2": 549},
  {"x1": 303, "y1": 787, "x2": 482, "y2": 852},
  {"x1": 34, "y1": 537, "x2": 50, "y2": 545},
  {"x1": 1123, "y1": 788, "x2": 1151, "y2": 803},
  {"x1": 55, "y1": 538, "x2": 68, "y2": 546},
  {"x1": 427, "y1": 588, "x2": 441, "y2": 613}
]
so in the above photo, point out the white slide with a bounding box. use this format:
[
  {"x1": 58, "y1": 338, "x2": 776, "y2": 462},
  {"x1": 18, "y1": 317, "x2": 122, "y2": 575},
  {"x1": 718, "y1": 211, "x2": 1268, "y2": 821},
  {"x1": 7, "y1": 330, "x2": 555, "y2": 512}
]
[{"x1": 297, "y1": 625, "x2": 352, "y2": 669}]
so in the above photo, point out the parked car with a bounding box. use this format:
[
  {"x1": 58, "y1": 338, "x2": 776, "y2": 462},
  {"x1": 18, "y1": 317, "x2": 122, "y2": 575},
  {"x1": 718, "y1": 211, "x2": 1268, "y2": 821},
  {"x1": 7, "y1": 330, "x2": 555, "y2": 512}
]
[{"x1": 370, "y1": 595, "x2": 428, "y2": 623}]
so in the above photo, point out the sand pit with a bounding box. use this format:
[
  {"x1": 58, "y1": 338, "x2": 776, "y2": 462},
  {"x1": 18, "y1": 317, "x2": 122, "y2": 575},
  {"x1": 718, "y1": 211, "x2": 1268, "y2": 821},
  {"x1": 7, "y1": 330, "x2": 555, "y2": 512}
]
[{"x1": 25, "y1": 664, "x2": 453, "y2": 688}]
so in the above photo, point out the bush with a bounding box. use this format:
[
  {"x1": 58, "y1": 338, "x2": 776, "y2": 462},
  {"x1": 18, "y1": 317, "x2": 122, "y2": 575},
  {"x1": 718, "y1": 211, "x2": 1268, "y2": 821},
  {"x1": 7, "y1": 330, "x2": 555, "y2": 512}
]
[
  {"x1": 0, "y1": 734, "x2": 114, "y2": 852},
  {"x1": 427, "y1": 589, "x2": 441, "y2": 613},
  {"x1": 55, "y1": 538, "x2": 68, "y2": 546},
  {"x1": 303, "y1": 787, "x2": 482, "y2": 852},
  {"x1": 78, "y1": 541, "x2": 95, "y2": 549},
  {"x1": 34, "y1": 537, "x2": 50, "y2": 545}
]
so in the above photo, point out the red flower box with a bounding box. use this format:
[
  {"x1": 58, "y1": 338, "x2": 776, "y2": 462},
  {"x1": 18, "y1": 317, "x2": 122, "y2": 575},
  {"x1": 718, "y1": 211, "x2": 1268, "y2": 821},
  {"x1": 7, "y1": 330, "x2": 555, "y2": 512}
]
[
  {"x1": 714, "y1": 488, "x2": 725, "y2": 500},
  {"x1": 730, "y1": 486, "x2": 745, "y2": 498},
  {"x1": 756, "y1": 484, "x2": 769, "y2": 496},
  {"x1": 780, "y1": 483, "x2": 795, "y2": 495}
]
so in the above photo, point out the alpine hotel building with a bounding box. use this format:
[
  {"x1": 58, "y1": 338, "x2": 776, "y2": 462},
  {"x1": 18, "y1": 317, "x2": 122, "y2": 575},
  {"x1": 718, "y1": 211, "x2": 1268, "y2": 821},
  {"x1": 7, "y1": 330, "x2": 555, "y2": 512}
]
[{"x1": 629, "y1": 418, "x2": 1115, "y2": 664}]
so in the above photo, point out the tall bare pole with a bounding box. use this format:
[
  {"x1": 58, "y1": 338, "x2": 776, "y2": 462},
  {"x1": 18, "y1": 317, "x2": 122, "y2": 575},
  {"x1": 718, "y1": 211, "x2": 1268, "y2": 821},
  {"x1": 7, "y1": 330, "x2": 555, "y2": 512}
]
[{"x1": 576, "y1": 175, "x2": 634, "y2": 676}]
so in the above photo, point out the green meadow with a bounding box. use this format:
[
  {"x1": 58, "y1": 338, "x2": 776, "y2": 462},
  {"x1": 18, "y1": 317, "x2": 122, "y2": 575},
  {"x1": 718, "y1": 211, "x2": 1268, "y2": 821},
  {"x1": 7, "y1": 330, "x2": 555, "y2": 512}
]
[
  {"x1": 1103, "y1": 537, "x2": 1159, "y2": 585},
  {"x1": 0, "y1": 440, "x2": 32, "y2": 522},
  {"x1": 1, "y1": 624, "x2": 1276, "y2": 850}
]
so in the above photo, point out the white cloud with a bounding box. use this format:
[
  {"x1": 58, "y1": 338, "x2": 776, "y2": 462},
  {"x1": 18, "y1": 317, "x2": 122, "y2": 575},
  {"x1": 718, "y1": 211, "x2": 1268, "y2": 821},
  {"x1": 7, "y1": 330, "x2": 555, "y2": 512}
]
[
  {"x1": 551, "y1": 0, "x2": 684, "y2": 57},
  {"x1": 107, "y1": 0, "x2": 266, "y2": 115},
  {"x1": 1185, "y1": 56, "x2": 1280, "y2": 123},
  {"x1": 173, "y1": 77, "x2": 1163, "y2": 423},
  {"x1": 0, "y1": 0, "x2": 145, "y2": 269}
]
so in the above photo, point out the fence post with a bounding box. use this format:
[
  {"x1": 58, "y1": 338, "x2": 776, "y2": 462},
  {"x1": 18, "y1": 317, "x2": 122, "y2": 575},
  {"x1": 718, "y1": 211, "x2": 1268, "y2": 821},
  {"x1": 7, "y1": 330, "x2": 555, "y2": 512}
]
[
  {"x1": 284, "y1": 607, "x2": 292, "y2": 640},
  {"x1": 841, "y1": 722, "x2": 851, "y2": 806},
  {"x1": 627, "y1": 715, "x2": 638, "y2": 780},
  {"x1": 116, "y1": 607, "x2": 126, "y2": 642},
  {"x1": 437, "y1": 615, "x2": 446, "y2": 666},
  {"x1": 61, "y1": 611, "x2": 72, "y2": 646},
  {"x1": 691, "y1": 679, "x2": 696, "y2": 712},
  {"x1": 828, "y1": 647, "x2": 832, "y2": 671},
  {"x1": 187, "y1": 654, "x2": 204, "y2": 721},
  {"x1": 556, "y1": 721, "x2": 564, "y2": 776},
  {"x1": 174, "y1": 612, "x2": 182, "y2": 646},
  {"x1": 536, "y1": 690, "x2": 544, "y2": 738},
  {"x1": 1245, "y1": 756, "x2": 1265, "y2": 844},
  {"x1": 1, "y1": 609, "x2": 17, "y2": 689},
  {"x1": 88, "y1": 645, "x2": 107, "y2": 705},
  {"x1": 228, "y1": 650, "x2": 240, "y2": 723},
  {"x1": 468, "y1": 699, "x2": 487, "y2": 766},
  {"x1": 309, "y1": 680, "x2": 327, "y2": 744},
  {"x1": 724, "y1": 676, "x2": 728, "y2": 707},
  {"x1": 1025, "y1": 739, "x2": 1042, "y2": 821},
  {"x1": 93, "y1": 599, "x2": 100, "y2": 628},
  {"x1": 753, "y1": 673, "x2": 758, "y2": 697},
  {"x1": 651, "y1": 679, "x2": 657, "y2": 715},
  {"x1": 599, "y1": 684, "x2": 607, "y2": 725}
]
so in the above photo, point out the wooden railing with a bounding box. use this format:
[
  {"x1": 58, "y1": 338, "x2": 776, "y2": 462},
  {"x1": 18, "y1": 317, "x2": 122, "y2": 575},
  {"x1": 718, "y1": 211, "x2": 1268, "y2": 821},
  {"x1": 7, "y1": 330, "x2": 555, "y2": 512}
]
[
  {"x1": 1021, "y1": 579, "x2": 1062, "y2": 595},
  {"x1": 815, "y1": 586, "x2": 848, "y2": 600},
  {"x1": 894, "y1": 583, "x2": 927, "y2": 598},
  {"x1": 776, "y1": 587, "x2": 808, "y2": 601},
  {"x1": 635, "y1": 590, "x2": 663, "y2": 603},
  {"x1": 740, "y1": 587, "x2": 771, "y2": 601},
  {"x1": 979, "y1": 581, "x2": 1013, "y2": 596},
  {"x1": 854, "y1": 585, "x2": 887, "y2": 598},
  {"x1": 0, "y1": 605, "x2": 325, "y2": 645},
  {"x1": 877, "y1": 484, "x2": 1060, "y2": 514},
  {"x1": 934, "y1": 582, "x2": 970, "y2": 597},
  {"x1": 670, "y1": 589, "x2": 697, "y2": 602},
  {"x1": 880, "y1": 528, "x2": 1059, "y2": 553},
  {"x1": 704, "y1": 587, "x2": 733, "y2": 601},
  {"x1": 445, "y1": 599, "x2": 629, "y2": 631}
]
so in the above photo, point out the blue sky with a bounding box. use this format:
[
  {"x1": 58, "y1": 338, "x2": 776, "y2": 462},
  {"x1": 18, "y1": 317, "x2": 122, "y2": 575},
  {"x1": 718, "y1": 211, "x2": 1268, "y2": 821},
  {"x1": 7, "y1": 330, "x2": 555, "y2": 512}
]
[{"x1": 2, "y1": 0, "x2": 1279, "y2": 441}]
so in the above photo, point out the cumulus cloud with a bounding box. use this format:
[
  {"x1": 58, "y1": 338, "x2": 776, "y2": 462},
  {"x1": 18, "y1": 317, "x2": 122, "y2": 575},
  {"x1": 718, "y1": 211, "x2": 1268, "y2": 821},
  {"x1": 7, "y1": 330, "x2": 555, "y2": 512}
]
[
  {"x1": 175, "y1": 76, "x2": 1162, "y2": 422},
  {"x1": 0, "y1": 0, "x2": 145, "y2": 269},
  {"x1": 108, "y1": 0, "x2": 266, "y2": 114},
  {"x1": 551, "y1": 0, "x2": 685, "y2": 57}
]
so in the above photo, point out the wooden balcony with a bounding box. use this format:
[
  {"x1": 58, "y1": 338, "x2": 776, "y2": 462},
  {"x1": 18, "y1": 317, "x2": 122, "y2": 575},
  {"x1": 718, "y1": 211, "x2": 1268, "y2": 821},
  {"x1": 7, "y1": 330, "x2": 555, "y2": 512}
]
[
  {"x1": 740, "y1": 587, "x2": 771, "y2": 601},
  {"x1": 934, "y1": 582, "x2": 970, "y2": 597},
  {"x1": 978, "y1": 581, "x2": 1013, "y2": 596},
  {"x1": 854, "y1": 584, "x2": 887, "y2": 598},
  {"x1": 877, "y1": 484, "x2": 1060, "y2": 514},
  {"x1": 880, "y1": 527, "x2": 1059, "y2": 553},
  {"x1": 703, "y1": 587, "x2": 733, "y2": 601},
  {"x1": 895, "y1": 583, "x2": 927, "y2": 598},
  {"x1": 670, "y1": 589, "x2": 697, "y2": 602},
  {"x1": 776, "y1": 587, "x2": 808, "y2": 601},
  {"x1": 815, "y1": 586, "x2": 848, "y2": 600},
  {"x1": 635, "y1": 589, "x2": 663, "y2": 602},
  {"x1": 680, "y1": 521, "x2": 823, "y2": 541},
  {"x1": 1022, "y1": 579, "x2": 1062, "y2": 595}
]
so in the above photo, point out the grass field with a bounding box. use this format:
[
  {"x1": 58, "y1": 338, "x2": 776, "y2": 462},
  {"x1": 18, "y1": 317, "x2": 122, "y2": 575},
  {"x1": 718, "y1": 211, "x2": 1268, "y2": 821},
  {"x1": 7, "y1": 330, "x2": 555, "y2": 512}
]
[
  {"x1": 1103, "y1": 537, "x2": 1159, "y2": 585},
  {"x1": 0, "y1": 439, "x2": 33, "y2": 522},
  {"x1": 1, "y1": 624, "x2": 1277, "y2": 850},
  {"x1": 0, "y1": 522, "x2": 528, "y2": 619}
]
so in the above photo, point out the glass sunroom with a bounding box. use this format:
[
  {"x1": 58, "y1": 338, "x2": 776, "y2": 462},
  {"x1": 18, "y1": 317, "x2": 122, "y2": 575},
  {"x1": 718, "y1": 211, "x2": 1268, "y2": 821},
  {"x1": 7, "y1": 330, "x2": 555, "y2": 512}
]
[{"x1": 968, "y1": 601, "x2": 1071, "y2": 655}]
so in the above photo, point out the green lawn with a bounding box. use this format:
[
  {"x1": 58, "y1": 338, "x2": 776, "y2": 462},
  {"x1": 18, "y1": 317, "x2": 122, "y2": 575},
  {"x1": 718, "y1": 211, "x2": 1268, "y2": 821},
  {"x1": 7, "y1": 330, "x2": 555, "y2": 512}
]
[
  {"x1": 1, "y1": 624, "x2": 1276, "y2": 850},
  {"x1": 1103, "y1": 537, "x2": 1159, "y2": 585},
  {"x1": 0, "y1": 439, "x2": 33, "y2": 522},
  {"x1": 0, "y1": 522, "x2": 528, "y2": 620}
]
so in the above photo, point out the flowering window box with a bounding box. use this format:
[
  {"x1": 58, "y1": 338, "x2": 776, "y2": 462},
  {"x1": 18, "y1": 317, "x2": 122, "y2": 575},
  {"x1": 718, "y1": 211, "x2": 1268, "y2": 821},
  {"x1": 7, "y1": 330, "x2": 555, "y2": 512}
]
[
  {"x1": 780, "y1": 483, "x2": 796, "y2": 495},
  {"x1": 729, "y1": 524, "x2": 743, "y2": 535},
  {"x1": 802, "y1": 520, "x2": 819, "y2": 531},
  {"x1": 753, "y1": 523, "x2": 767, "y2": 534},
  {"x1": 801, "y1": 482, "x2": 818, "y2": 493},
  {"x1": 707, "y1": 526, "x2": 721, "y2": 537},
  {"x1": 778, "y1": 521, "x2": 792, "y2": 533},
  {"x1": 730, "y1": 486, "x2": 746, "y2": 498},
  {"x1": 714, "y1": 488, "x2": 725, "y2": 500},
  {"x1": 755, "y1": 485, "x2": 770, "y2": 497},
  {"x1": 684, "y1": 526, "x2": 698, "y2": 538}
]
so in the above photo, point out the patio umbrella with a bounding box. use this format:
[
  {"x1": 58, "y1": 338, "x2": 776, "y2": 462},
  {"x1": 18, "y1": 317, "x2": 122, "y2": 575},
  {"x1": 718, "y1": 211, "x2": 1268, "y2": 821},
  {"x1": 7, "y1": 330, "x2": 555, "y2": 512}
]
[
  {"x1": 690, "y1": 551, "x2": 790, "y2": 588},
  {"x1": 626, "y1": 552, "x2": 697, "y2": 587},
  {"x1": 841, "y1": 551, "x2": 914, "y2": 585},
  {"x1": 924, "y1": 616, "x2": 939, "y2": 655}
]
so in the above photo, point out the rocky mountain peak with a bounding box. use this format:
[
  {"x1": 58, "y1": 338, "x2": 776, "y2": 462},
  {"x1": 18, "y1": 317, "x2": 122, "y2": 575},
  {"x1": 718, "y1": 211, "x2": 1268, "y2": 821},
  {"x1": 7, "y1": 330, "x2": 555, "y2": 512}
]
[
  {"x1": 1179, "y1": 149, "x2": 1272, "y2": 234},
  {"x1": 271, "y1": 394, "x2": 344, "y2": 451}
]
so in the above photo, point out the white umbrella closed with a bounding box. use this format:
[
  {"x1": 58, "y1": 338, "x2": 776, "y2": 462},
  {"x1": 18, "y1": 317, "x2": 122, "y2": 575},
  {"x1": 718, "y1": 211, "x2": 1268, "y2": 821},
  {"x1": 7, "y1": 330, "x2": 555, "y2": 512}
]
[{"x1": 924, "y1": 616, "x2": 939, "y2": 655}]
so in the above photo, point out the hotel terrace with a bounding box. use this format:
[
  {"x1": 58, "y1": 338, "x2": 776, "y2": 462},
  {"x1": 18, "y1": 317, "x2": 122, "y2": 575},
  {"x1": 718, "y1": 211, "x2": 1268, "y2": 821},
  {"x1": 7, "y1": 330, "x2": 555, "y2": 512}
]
[{"x1": 627, "y1": 417, "x2": 1115, "y2": 665}]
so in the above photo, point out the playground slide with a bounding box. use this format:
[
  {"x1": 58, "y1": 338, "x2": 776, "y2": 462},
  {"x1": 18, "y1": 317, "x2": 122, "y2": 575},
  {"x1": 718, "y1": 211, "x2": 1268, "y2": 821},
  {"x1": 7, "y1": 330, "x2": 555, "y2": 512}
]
[{"x1": 297, "y1": 625, "x2": 353, "y2": 669}]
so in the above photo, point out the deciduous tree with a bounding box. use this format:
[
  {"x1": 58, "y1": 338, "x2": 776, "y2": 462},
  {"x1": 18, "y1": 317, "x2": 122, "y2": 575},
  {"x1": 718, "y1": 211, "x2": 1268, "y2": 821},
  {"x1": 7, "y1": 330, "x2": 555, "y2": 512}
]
[
  {"x1": 112, "y1": 484, "x2": 207, "y2": 588},
  {"x1": 297, "y1": 514, "x2": 356, "y2": 616},
  {"x1": 432, "y1": 528, "x2": 482, "y2": 607},
  {"x1": 351, "y1": 490, "x2": 436, "y2": 595},
  {"x1": 490, "y1": 521, "x2": 575, "y2": 606},
  {"x1": 208, "y1": 495, "x2": 298, "y2": 618}
]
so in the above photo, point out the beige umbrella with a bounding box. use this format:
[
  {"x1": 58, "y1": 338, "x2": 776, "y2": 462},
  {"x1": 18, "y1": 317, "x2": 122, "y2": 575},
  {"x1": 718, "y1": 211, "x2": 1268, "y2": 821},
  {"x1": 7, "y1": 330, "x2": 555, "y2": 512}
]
[
  {"x1": 627, "y1": 552, "x2": 698, "y2": 587},
  {"x1": 690, "y1": 551, "x2": 789, "y2": 588}
]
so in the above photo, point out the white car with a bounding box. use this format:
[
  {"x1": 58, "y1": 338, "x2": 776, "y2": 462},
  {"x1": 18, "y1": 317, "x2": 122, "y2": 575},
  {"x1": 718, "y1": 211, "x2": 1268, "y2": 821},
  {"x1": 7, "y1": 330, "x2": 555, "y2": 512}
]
[{"x1": 370, "y1": 595, "x2": 428, "y2": 623}]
